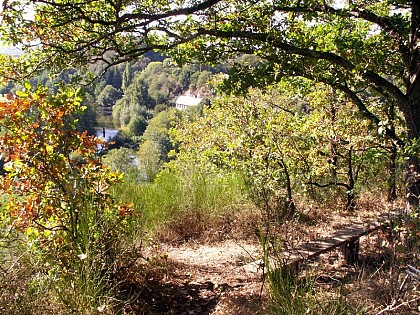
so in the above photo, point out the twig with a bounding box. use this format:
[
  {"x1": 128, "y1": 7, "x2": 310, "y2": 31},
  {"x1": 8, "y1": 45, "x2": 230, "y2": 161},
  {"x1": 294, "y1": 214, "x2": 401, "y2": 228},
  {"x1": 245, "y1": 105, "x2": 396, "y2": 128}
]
[
  {"x1": 375, "y1": 296, "x2": 420, "y2": 315},
  {"x1": 376, "y1": 265, "x2": 420, "y2": 315},
  {"x1": 406, "y1": 264, "x2": 420, "y2": 282},
  {"x1": 233, "y1": 239, "x2": 259, "y2": 266},
  {"x1": 395, "y1": 273, "x2": 410, "y2": 302}
]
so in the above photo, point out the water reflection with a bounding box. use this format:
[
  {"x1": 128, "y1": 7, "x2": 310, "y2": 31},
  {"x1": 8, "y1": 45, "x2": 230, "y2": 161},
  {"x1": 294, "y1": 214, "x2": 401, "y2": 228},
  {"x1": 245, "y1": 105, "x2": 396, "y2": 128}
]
[{"x1": 95, "y1": 128, "x2": 118, "y2": 141}]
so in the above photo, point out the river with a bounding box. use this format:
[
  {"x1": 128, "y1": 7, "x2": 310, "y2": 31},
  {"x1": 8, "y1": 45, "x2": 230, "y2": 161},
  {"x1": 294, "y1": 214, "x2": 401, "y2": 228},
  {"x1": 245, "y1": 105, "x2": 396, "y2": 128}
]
[{"x1": 95, "y1": 128, "x2": 119, "y2": 141}]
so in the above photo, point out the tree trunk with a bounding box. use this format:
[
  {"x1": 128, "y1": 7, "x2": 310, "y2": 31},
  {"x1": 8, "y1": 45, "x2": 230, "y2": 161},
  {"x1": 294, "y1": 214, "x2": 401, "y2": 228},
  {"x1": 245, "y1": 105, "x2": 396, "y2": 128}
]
[
  {"x1": 403, "y1": 116, "x2": 420, "y2": 209},
  {"x1": 403, "y1": 2, "x2": 420, "y2": 209},
  {"x1": 387, "y1": 102, "x2": 398, "y2": 202},
  {"x1": 279, "y1": 158, "x2": 296, "y2": 217},
  {"x1": 0, "y1": 155, "x2": 5, "y2": 176},
  {"x1": 388, "y1": 142, "x2": 398, "y2": 202},
  {"x1": 346, "y1": 146, "x2": 356, "y2": 211}
]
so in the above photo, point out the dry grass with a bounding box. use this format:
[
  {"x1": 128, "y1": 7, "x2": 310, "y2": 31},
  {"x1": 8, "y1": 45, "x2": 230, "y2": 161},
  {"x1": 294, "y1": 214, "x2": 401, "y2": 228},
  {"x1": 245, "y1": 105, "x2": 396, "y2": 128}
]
[
  {"x1": 1, "y1": 189, "x2": 417, "y2": 314},
  {"x1": 145, "y1": 191, "x2": 419, "y2": 314},
  {"x1": 157, "y1": 204, "x2": 262, "y2": 244},
  {"x1": 0, "y1": 257, "x2": 67, "y2": 315}
]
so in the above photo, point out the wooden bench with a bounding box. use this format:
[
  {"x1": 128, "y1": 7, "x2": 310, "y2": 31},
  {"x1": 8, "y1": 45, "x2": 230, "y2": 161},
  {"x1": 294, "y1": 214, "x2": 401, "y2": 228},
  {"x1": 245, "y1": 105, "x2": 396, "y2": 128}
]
[
  {"x1": 282, "y1": 213, "x2": 397, "y2": 269},
  {"x1": 241, "y1": 213, "x2": 398, "y2": 274}
]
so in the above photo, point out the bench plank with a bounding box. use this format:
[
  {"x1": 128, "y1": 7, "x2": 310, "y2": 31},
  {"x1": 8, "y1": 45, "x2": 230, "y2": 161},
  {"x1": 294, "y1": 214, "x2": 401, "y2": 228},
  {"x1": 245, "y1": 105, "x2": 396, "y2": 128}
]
[{"x1": 283, "y1": 220, "x2": 386, "y2": 266}]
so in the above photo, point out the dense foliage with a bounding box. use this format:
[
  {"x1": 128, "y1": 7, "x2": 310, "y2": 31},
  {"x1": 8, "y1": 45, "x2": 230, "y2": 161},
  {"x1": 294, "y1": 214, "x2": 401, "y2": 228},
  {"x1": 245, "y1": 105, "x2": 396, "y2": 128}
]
[
  {"x1": 2, "y1": 0, "x2": 416, "y2": 172},
  {"x1": 1, "y1": 0, "x2": 420, "y2": 313},
  {"x1": 0, "y1": 86, "x2": 134, "y2": 313},
  {"x1": 173, "y1": 79, "x2": 396, "y2": 215}
]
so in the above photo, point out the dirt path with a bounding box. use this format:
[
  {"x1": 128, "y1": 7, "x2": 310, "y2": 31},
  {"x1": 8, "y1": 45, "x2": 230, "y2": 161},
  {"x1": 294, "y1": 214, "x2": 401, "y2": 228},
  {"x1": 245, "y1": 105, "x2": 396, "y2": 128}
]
[
  {"x1": 128, "y1": 207, "x2": 393, "y2": 314},
  {"x1": 133, "y1": 240, "x2": 267, "y2": 314}
]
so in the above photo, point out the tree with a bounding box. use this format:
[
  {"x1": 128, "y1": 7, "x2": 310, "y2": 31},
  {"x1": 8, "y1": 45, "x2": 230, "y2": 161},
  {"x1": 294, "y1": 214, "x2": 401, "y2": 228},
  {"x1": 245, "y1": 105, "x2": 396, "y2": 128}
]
[
  {"x1": 177, "y1": 88, "x2": 301, "y2": 218},
  {"x1": 0, "y1": 84, "x2": 130, "y2": 260},
  {"x1": 97, "y1": 84, "x2": 122, "y2": 108},
  {"x1": 173, "y1": 80, "x2": 387, "y2": 216},
  {"x1": 75, "y1": 92, "x2": 98, "y2": 135},
  {"x1": 301, "y1": 85, "x2": 387, "y2": 210},
  {"x1": 126, "y1": 115, "x2": 148, "y2": 137},
  {"x1": 112, "y1": 75, "x2": 152, "y2": 128},
  {"x1": 178, "y1": 64, "x2": 200, "y2": 90},
  {"x1": 142, "y1": 108, "x2": 181, "y2": 163},
  {"x1": 147, "y1": 72, "x2": 180, "y2": 104},
  {"x1": 122, "y1": 62, "x2": 133, "y2": 92},
  {"x1": 195, "y1": 70, "x2": 213, "y2": 91},
  {"x1": 1, "y1": 1, "x2": 419, "y2": 204},
  {"x1": 102, "y1": 147, "x2": 139, "y2": 177},
  {"x1": 137, "y1": 140, "x2": 163, "y2": 181}
]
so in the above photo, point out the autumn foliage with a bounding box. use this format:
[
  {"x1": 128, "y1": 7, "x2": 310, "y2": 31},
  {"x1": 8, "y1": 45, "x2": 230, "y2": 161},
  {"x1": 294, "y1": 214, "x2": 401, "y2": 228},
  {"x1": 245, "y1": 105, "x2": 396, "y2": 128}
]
[{"x1": 0, "y1": 84, "x2": 130, "y2": 252}]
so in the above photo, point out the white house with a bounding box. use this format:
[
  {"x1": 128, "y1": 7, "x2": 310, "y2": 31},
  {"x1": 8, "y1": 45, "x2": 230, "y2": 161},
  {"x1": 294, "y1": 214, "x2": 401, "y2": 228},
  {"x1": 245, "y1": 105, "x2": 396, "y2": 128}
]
[{"x1": 175, "y1": 95, "x2": 202, "y2": 110}]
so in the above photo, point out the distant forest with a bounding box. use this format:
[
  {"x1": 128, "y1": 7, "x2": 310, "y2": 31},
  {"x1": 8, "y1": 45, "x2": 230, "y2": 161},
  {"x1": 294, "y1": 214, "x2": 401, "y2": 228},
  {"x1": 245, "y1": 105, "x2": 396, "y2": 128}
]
[{"x1": 0, "y1": 51, "x2": 233, "y2": 138}]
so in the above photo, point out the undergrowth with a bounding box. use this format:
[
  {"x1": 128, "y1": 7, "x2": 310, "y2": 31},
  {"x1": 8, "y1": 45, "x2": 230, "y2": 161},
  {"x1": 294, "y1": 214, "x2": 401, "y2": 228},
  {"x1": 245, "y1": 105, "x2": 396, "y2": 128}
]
[
  {"x1": 1, "y1": 162, "x2": 419, "y2": 314},
  {"x1": 111, "y1": 167, "x2": 251, "y2": 241},
  {"x1": 266, "y1": 266, "x2": 365, "y2": 315}
]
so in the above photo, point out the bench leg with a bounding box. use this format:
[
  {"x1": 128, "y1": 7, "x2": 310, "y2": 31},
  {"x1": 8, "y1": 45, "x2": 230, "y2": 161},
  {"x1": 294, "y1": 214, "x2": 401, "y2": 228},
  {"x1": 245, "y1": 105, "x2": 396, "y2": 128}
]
[{"x1": 342, "y1": 239, "x2": 360, "y2": 265}]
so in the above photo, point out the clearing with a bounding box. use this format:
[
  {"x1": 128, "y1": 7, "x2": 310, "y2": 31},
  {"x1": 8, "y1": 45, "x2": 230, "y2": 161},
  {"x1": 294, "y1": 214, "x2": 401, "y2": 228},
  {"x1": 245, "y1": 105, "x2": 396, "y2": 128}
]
[{"x1": 122, "y1": 201, "x2": 417, "y2": 314}]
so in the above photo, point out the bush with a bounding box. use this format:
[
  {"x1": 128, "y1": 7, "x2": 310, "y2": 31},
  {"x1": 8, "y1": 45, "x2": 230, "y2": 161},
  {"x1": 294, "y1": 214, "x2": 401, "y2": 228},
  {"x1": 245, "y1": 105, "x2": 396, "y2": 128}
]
[{"x1": 0, "y1": 85, "x2": 135, "y2": 313}]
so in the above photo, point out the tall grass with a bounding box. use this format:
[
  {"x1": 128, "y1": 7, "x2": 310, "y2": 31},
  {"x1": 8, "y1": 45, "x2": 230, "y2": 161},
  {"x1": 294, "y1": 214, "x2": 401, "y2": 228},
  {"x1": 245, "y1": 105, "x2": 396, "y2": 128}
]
[
  {"x1": 266, "y1": 266, "x2": 365, "y2": 315},
  {"x1": 111, "y1": 167, "x2": 249, "y2": 236},
  {"x1": 0, "y1": 188, "x2": 132, "y2": 315}
]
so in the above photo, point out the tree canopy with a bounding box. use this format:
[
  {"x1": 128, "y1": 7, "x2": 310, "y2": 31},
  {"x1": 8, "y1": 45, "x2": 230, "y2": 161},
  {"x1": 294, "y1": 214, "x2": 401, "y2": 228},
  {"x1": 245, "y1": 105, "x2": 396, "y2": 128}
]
[
  {"x1": 1, "y1": 0, "x2": 420, "y2": 202},
  {"x1": 1, "y1": 1, "x2": 415, "y2": 131}
]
